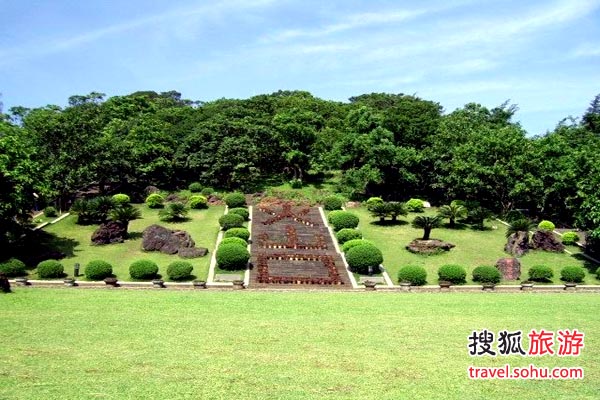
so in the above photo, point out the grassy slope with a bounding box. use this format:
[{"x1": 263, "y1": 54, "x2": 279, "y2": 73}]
[
  {"x1": 40, "y1": 205, "x2": 225, "y2": 281},
  {"x1": 1, "y1": 290, "x2": 598, "y2": 399},
  {"x1": 351, "y1": 207, "x2": 599, "y2": 285}
]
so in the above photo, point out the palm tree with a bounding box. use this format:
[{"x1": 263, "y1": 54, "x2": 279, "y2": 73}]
[
  {"x1": 469, "y1": 206, "x2": 493, "y2": 230},
  {"x1": 159, "y1": 202, "x2": 189, "y2": 222},
  {"x1": 386, "y1": 201, "x2": 407, "y2": 222},
  {"x1": 438, "y1": 202, "x2": 468, "y2": 228},
  {"x1": 412, "y1": 215, "x2": 443, "y2": 240},
  {"x1": 505, "y1": 218, "x2": 535, "y2": 238},
  {"x1": 370, "y1": 202, "x2": 388, "y2": 223},
  {"x1": 109, "y1": 205, "x2": 141, "y2": 235}
]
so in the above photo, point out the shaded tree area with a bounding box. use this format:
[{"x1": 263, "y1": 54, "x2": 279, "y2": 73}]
[{"x1": 2, "y1": 89, "x2": 600, "y2": 248}]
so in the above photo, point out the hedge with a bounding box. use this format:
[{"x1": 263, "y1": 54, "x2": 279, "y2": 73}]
[
  {"x1": 112, "y1": 194, "x2": 130, "y2": 205},
  {"x1": 561, "y1": 231, "x2": 579, "y2": 245},
  {"x1": 323, "y1": 195, "x2": 344, "y2": 211},
  {"x1": 528, "y1": 265, "x2": 553, "y2": 282},
  {"x1": 560, "y1": 266, "x2": 585, "y2": 283},
  {"x1": 219, "y1": 213, "x2": 245, "y2": 230},
  {"x1": 167, "y1": 261, "x2": 194, "y2": 280},
  {"x1": 398, "y1": 265, "x2": 427, "y2": 286},
  {"x1": 224, "y1": 193, "x2": 246, "y2": 208},
  {"x1": 85, "y1": 260, "x2": 113, "y2": 280},
  {"x1": 328, "y1": 210, "x2": 359, "y2": 231},
  {"x1": 224, "y1": 228, "x2": 250, "y2": 242},
  {"x1": 341, "y1": 239, "x2": 375, "y2": 253},
  {"x1": 220, "y1": 237, "x2": 248, "y2": 247},
  {"x1": 336, "y1": 228, "x2": 362, "y2": 244},
  {"x1": 37, "y1": 260, "x2": 64, "y2": 279},
  {"x1": 189, "y1": 195, "x2": 208, "y2": 209},
  {"x1": 0, "y1": 258, "x2": 27, "y2": 277},
  {"x1": 472, "y1": 265, "x2": 501, "y2": 284},
  {"x1": 130, "y1": 260, "x2": 159, "y2": 280},
  {"x1": 145, "y1": 193, "x2": 164, "y2": 209},
  {"x1": 345, "y1": 244, "x2": 383, "y2": 275},
  {"x1": 229, "y1": 207, "x2": 250, "y2": 221},
  {"x1": 438, "y1": 264, "x2": 466, "y2": 284},
  {"x1": 216, "y1": 243, "x2": 250, "y2": 271}
]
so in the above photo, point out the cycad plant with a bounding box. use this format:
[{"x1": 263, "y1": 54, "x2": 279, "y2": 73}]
[
  {"x1": 109, "y1": 205, "x2": 141, "y2": 235},
  {"x1": 159, "y1": 202, "x2": 189, "y2": 222},
  {"x1": 370, "y1": 202, "x2": 388, "y2": 223},
  {"x1": 386, "y1": 201, "x2": 407, "y2": 222},
  {"x1": 411, "y1": 215, "x2": 443, "y2": 240},
  {"x1": 505, "y1": 218, "x2": 535, "y2": 238},
  {"x1": 438, "y1": 201, "x2": 467, "y2": 228}
]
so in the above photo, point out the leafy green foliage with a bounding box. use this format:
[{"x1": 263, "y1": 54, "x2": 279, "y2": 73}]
[
  {"x1": 219, "y1": 213, "x2": 244, "y2": 230},
  {"x1": 438, "y1": 264, "x2": 466, "y2": 284},
  {"x1": 188, "y1": 182, "x2": 203, "y2": 193},
  {"x1": 189, "y1": 195, "x2": 208, "y2": 209},
  {"x1": 224, "y1": 193, "x2": 246, "y2": 208},
  {"x1": 43, "y1": 206, "x2": 57, "y2": 217},
  {"x1": 224, "y1": 228, "x2": 250, "y2": 241},
  {"x1": 365, "y1": 197, "x2": 384, "y2": 211},
  {"x1": 216, "y1": 243, "x2": 250, "y2": 271},
  {"x1": 145, "y1": 193, "x2": 164, "y2": 209},
  {"x1": 345, "y1": 244, "x2": 383, "y2": 275},
  {"x1": 323, "y1": 195, "x2": 344, "y2": 211},
  {"x1": 411, "y1": 215, "x2": 443, "y2": 240},
  {"x1": 560, "y1": 266, "x2": 585, "y2": 283},
  {"x1": 37, "y1": 260, "x2": 64, "y2": 279},
  {"x1": 438, "y1": 202, "x2": 467, "y2": 227},
  {"x1": 328, "y1": 210, "x2": 359, "y2": 231},
  {"x1": 561, "y1": 232, "x2": 579, "y2": 245},
  {"x1": 111, "y1": 194, "x2": 130, "y2": 205},
  {"x1": 129, "y1": 260, "x2": 159, "y2": 280},
  {"x1": 472, "y1": 265, "x2": 501, "y2": 284},
  {"x1": 505, "y1": 219, "x2": 534, "y2": 238},
  {"x1": 405, "y1": 199, "x2": 424, "y2": 212},
  {"x1": 220, "y1": 237, "x2": 248, "y2": 247},
  {"x1": 108, "y1": 205, "x2": 141, "y2": 231},
  {"x1": 0, "y1": 258, "x2": 27, "y2": 277},
  {"x1": 85, "y1": 260, "x2": 113, "y2": 280},
  {"x1": 201, "y1": 188, "x2": 214, "y2": 197},
  {"x1": 537, "y1": 220, "x2": 555, "y2": 231},
  {"x1": 166, "y1": 261, "x2": 193, "y2": 281},
  {"x1": 336, "y1": 228, "x2": 362, "y2": 244},
  {"x1": 228, "y1": 207, "x2": 249, "y2": 221},
  {"x1": 397, "y1": 265, "x2": 427, "y2": 285},
  {"x1": 71, "y1": 197, "x2": 115, "y2": 225},
  {"x1": 528, "y1": 265, "x2": 554, "y2": 282},
  {"x1": 341, "y1": 239, "x2": 375, "y2": 253},
  {"x1": 504, "y1": 210, "x2": 525, "y2": 223},
  {"x1": 159, "y1": 202, "x2": 189, "y2": 222},
  {"x1": 289, "y1": 178, "x2": 302, "y2": 189}
]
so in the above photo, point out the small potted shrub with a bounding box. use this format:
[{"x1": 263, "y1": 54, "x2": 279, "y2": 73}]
[
  {"x1": 438, "y1": 264, "x2": 466, "y2": 285},
  {"x1": 398, "y1": 265, "x2": 427, "y2": 287},
  {"x1": 472, "y1": 265, "x2": 501, "y2": 290},
  {"x1": 560, "y1": 265, "x2": 585, "y2": 289}
]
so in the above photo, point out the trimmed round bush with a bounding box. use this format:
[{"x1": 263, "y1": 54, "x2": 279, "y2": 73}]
[
  {"x1": 189, "y1": 195, "x2": 208, "y2": 209},
  {"x1": 328, "y1": 210, "x2": 359, "y2": 231},
  {"x1": 43, "y1": 206, "x2": 58, "y2": 217},
  {"x1": 341, "y1": 239, "x2": 375, "y2": 253},
  {"x1": 336, "y1": 228, "x2": 362, "y2": 244},
  {"x1": 289, "y1": 178, "x2": 302, "y2": 189},
  {"x1": 216, "y1": 243, "x2": 250, "y2": 271},
  {"x1": 219, "y1": 213, "x2": 244, "y2": 230},
  {"x1": 145, "y1": 193, "x2": 164, "y2": 209},
  {"x1": 365, "y1": 197, "x2": 384, "y2": 211},
  {"x1": 561, "y1": 231, "x2": 579, "y2": 245},
  {"x1": 37, "y1": 260, "x2": 64, "y2": 279},
  {"x1": 188, "y1": 182, "x2": 203, "y2": 193},
  {"x1": 112, "y1": 193, "x2": 130, "y2": 205},
  {"x1": 224, "y1": 192, "x2": 246, "y2": 208},
  {"x1": 224, "y1": 228, "x2": 250, "y2": 242},
  {"x1": 398, "y1": 265, "x2": 427, "y2": 286},
  {"x1": 201, "y1": 187, "x2": 214, "y2": 196},
  {"x1": 345, "y1": 244, "x2": 383, "y2": 275},
  {"x1": 560, "y1": 266, "x2": 585, "y2": 283},
  {"x1": 472, "y1": 265, "x2": 501, "y2": 284},
  {"x1": 220, "y1": 237, "x2": 248, "y2": 247},
  {"x1": 538, "y1": 220, "x2": 555, "y2": 231},
  {"x1": 405, "y1": 198, "x2": 424, "y2": 212},
  {"x1": 129, "y1": 260, "x2": 159, "y2": 280},
  {"x1": 0, "y1": 258, "x2": 27, "y2": 277},
  {"x1": 85, "y1": 260, "x2": 113, "y2": 280},
  {"x1": 167, "y1": 261, "x2": 194, "y2": 281},
  {"x1": 528, "y1": 265, "x2": 554, "y2": 282},
  {"x1": 438, "y1": 264, "x2": 466, "y2": 284},
  {"x1": 323, "y1": 195, "x2": 344, "y2": 211},
  {"x1": 229, "y1": 207, "x2": 250, "y2": 221}
]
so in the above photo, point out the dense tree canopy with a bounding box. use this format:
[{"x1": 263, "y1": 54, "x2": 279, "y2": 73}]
[{"x1": 1, "y1": 89, "x2": 600, "y2": 249}]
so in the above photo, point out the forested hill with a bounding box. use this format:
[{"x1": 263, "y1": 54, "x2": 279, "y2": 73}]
[{"x1": 1, "y1": 90, "x2": 600, "y2": 237}]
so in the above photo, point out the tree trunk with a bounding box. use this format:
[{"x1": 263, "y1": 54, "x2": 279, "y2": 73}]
[
  {"x1": 423, "y1": 227, "x2": 431, "y2": 240},
  {"x1": 449, "y1": 217, "x2": 455, "y2": 228}
]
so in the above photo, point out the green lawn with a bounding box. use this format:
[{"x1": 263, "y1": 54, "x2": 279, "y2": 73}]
[
  {"x1": 39, "y1": 204, "x2": 225, "y2": 281},
  {"x1": 1, "y1": 290, "x2": 598, "y2": 399},
  {"x1": 350, "y1": 207, "x2": 600, "y2": 285}
]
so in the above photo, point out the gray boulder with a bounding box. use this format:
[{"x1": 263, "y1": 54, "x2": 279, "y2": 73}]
[{"x1": 142, "y1": 224, "x2": 196, "y2": 255}]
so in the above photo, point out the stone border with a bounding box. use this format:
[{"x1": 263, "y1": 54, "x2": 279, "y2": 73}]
[
  {"x1": 32, "y1": 212, "x2": 71, "y2": 231},
  {"x1": 319, "y1": 206, "x2": 359, "y2": 288}
]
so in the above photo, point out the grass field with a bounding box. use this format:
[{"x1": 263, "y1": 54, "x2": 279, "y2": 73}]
[
  {"x1": 39, "y1": 204, "x2": 225, "y2": 281},
  {"x1": 350, "y1": 207, "x2": 600, "y2": 285},
  {"x1": 1, "y1": 289, "x2": 598, "y2": 399}
]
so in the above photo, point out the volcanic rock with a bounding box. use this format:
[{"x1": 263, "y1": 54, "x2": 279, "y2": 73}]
[
  {"x1": 178, "y1": 247, "x2": 208, "y2": 258},
  {"x1": 142, "y1": 224, "x2": 196, "y2": 255},
  {"x1": 505, "y1": 231, "x2": 529, "y2": 256},
  {"x1": 406, "y1": 239, "x2": 455, "y2": 254},
  {"x1": 495, "y1": 258, "x2": 521, "y2": 280},
  {"x1": 91, "y1": 221, "x2": 127, "y2": 245},
  {"x1": 531, "y1": 230, "x2": 565, "y2": 252}
]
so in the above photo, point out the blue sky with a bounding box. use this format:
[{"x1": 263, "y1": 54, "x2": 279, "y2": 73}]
[{"x1": 1, "y1": 0, "x2": 599, "y2": 135}]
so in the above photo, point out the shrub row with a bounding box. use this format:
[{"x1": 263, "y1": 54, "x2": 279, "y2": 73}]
[{"x1": 328, "y1": 210, "x2": 359, "y2": 231}]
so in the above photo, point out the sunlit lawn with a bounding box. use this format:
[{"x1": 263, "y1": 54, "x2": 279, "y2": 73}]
[
  {"x1": 1, "y1": 290, "x2": 598, "y2": 400},
  {"x1": 351, "y1": 207, "x2": 600, "y2": 285},
  {"x1": 38, "y1": 204, "x2": 225, "y2": 281}
]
